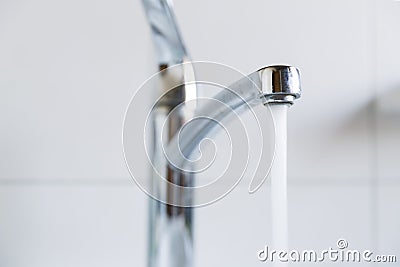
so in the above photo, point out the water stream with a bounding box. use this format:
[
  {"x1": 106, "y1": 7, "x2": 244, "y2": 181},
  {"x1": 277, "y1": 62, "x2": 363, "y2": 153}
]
[{"x1": 269, "y1": 104, "x2": 289, "y2": 266}]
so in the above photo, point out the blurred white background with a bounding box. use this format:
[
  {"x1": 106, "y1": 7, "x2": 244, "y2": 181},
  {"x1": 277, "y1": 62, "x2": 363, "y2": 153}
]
[{"x1": 0, "y1": 0, "x2": 400, "y2": 266}]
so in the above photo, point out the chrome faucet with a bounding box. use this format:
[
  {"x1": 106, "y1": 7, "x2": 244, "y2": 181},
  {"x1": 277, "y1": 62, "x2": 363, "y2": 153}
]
[{"x1": 141, "y1": 1, "x2": 301, "y2": 267}]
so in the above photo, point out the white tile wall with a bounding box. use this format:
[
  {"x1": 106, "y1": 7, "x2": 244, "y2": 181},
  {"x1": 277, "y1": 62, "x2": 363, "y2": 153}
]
[
  {"x1": 376, "y1": 0, "x2": 400, "y2": 181},
  {"x1": 195, "y1": 184, "x2": 272, "y2": 267},
  {"x1": 0, "y1": 0, "x2": 399, "y2": 266},
  {"x1": 176, "y1": 0, "x2": 376, "y2": 182},
  {"x1": 0, "y1": 183, "x2": 147, "y2": 267},
  {"x1": 0, "y1": 183, "x2": 389, "y2": 267},
  {"x1": 288, "y1": 184, "x2": 374, "y2": 250},
  {"x1": 195, "y1": 183, "x2": 377, "y2": 267},
  {"x1": 377, "y1": 185, "x2": 400, "y2": 263},
  {"x1": 0, "y1": 0, "x2": 151, "y2": 181}
]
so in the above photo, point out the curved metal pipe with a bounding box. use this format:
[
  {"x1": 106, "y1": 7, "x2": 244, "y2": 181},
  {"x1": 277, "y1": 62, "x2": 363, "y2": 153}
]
[
  {"x1": 142, "y1": 0, "x2": 188, "y2": 66},
  {"x1": 167, "y1": 65, "x2": 301, "y2": 166}
]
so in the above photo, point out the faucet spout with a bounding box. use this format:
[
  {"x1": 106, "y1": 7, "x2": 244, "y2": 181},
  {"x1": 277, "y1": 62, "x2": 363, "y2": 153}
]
[{"x1": 166, "y1": 65, "x2": 301, "y2": 173}]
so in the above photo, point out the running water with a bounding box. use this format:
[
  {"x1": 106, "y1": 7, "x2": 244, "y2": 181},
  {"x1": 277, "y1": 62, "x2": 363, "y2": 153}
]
[{"x1": 269, "y1": 104, "x2": 288, "y2": 266}]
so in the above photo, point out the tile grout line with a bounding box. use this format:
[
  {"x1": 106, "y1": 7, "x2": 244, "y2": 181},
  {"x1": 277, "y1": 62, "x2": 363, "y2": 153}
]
[
  {"x1": 1, "y1": 178, "x2": 400, "y2": 187},
  {"x1": 0, "y1": 178, "x2": 134, "y2": 186}
]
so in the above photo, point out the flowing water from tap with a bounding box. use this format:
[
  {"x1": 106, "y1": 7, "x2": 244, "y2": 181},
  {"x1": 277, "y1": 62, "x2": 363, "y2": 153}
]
[{"x1": 269, "y1": 104, "x2": 288, "y2": 266}]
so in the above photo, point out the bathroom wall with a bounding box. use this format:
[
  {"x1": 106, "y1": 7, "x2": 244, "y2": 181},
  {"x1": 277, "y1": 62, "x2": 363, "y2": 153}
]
[{"x1": 0, "y1": 0, "x2": 399, "y2": 266}]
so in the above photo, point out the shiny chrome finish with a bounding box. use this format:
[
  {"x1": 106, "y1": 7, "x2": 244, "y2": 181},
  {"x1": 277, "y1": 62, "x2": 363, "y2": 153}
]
[
  {"x1": 166, "y1": 65, "x2": 301, "y2": 169},
  {"x1": 142, "y1": 0, "x2": 188, "y2": 67},
  {"x1": 145, "y1": 63, "x2": 302, "y2": 267},
  {"x1": 148, "y1": 64, "x2": 196, "y2": 267},
  {"x1": 141, "y1": 1, "x2": 301, "y2": 267},
  {"x1": 142, "y1": 1, "x2": 196, "y2": 267},
  {"x1": 258, "y1": 66, "x2": 301, "y2": 105}
]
